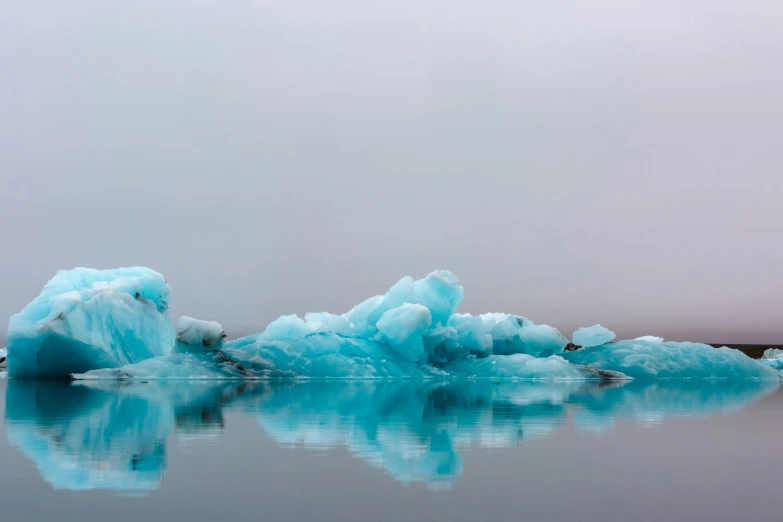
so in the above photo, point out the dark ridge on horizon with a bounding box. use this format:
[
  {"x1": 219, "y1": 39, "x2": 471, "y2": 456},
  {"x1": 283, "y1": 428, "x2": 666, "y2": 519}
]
[{"x1": 712, "y1": 344, "x2": 783, "y2": 359}]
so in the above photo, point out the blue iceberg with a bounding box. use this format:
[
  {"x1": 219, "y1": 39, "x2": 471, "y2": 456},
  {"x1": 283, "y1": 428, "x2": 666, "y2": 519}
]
[
  {"x1": 6, "y1": 267, "x2": 174, "y2": 378},
  {"x1": 5, "y1": 267, "x2": 778, "y2": 382},
  {"x1": 562, "y1": 340, "x2": 779, "y2": 381}
]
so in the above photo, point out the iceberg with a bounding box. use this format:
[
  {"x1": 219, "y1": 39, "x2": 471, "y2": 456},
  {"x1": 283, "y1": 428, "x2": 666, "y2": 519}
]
[
  {"x1": 573, "y1": 324, "x2": 616, "y2": 348},
  {"x1": 6, "y1": 267, "x2": 175, "y2": 378},
  {"x1": 562, "y1": 340, "x2": 779, "y2": 381},
  {"x1": 5, "y1": 266, "x2": 778, "y2": 382}
]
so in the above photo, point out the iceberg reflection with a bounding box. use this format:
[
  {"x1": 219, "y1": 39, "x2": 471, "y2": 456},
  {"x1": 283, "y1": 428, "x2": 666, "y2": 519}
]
[
  {"x1": 4, "y1": 379, "x2": 778, "y2": 491},
  {"x1": 4, "y1": 380, "x2": 261, "y2": 491}
]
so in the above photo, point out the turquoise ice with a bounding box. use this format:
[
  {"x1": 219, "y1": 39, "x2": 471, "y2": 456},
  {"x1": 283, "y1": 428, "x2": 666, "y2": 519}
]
[
  {"x1": 6, "y1": 267, "x2": 174, "y2": 378},
  {"x1": 573, "y1": 324, "x2": 616, "y2": 348},
  {"x1": 562, "y1": 339, "x2": 779, "y2": 380},
  {"x1": 5, "y1": 266, "x2": 779, "y2": 381}
]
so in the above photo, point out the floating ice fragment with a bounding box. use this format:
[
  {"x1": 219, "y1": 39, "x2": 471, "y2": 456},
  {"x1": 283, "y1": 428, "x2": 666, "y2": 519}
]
[
  {"x1": 562, "y1": 340, "x2": 779, "y2": 381},
  {"x1": 6, "y1": 267, "x2": 174, "y2": 378},
  {"x1": 175, "y1": 316, "x2": 226, "y2": 351},
  {"x1": 573, "y1": 324, "x2": 617, "y2": 348}
]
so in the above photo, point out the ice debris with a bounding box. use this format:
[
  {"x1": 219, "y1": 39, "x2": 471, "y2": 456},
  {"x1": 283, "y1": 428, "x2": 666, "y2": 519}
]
[
  {"x1": 6, "y1": 268, "x2": 174, "y2": 378},
  {"x1": 5, "y1": 267, "x2": 779, "y2": 381},
  {"x1": 573, "y1": 324, "x2": 616, "y2": 348}
]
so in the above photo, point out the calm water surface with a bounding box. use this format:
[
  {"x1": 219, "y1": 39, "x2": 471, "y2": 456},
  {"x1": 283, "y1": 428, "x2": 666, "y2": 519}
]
[{"x1": 0, "y1": 377, "x2": 781, "y2": 521}]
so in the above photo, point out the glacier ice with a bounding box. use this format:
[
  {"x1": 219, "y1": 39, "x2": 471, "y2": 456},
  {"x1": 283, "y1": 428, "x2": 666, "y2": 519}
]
[
  {"x1": 6, "y1": 267, "x2": 174, "y2": 378},
  {"x1": 573, "y1": 324, "x2": 616, "y2": 348},
  {"x1": 562, "y1": 340, "x2": 779, "y2": 381},
  {"x1": 5, "y1": 266, "x2": 778, "y2": 382},
  {"x1": 517, "y1": 324, "x2": 569, "y2": 356}
]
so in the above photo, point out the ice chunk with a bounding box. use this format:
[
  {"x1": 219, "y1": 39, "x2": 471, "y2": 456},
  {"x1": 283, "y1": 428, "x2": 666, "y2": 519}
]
[
  {"x1": 6, "y1": 267, "x2": 175, "y2": 378},
  {"x1": 573, "y1": 324, "x2": 616, "y2": 348},
  {"x1": 375, "y1": 304, "x2": 432, "y2": 361},
  {"x1": 446, "y1": 354, "x2": 605, "y2": 381},
  {"x1": 259, "y1": 312, "x2": 353, "y2": 340},
  {"x1": 78, "y1": 332, "x2": 445, "y2": 380},
  {"x1": 342, "y1": 295, "x2": 383, "y2": 325},
  {"x1": 261, "y1": 314, "x2": 310, "y2": 339},
  {"x1": 635, "y1": 335, "x2": 664, "y2": 343},
  {"x1": 477, "y1": 314, "x2": 568, "y2": 357},
  {"x1": 480, "y1": 314, "x2": 533, "y2": 355},
  {"x1": 304, "y1": 312, "x2": 349, "y2": 334},
  {"x1": 175, "y1": 316, "x2": 226, "y2": 351},
  {"x1": 364, "y1": 271, "x2": 464, "y2": 327},
  {"x1": 447, "y1": 314, "x2": 492, "y2": 357},
  {"x1": 423, "y1": 325, "x2": 464, "y2": 364},
  {"x1": 517, "y1": 324, "x2": 569, "y2": 356},
  {"x1": 74, "y1": 351, "x2": 276, "y2": 380},
  {"x1": 562, "y1": 340, "x2": 779, "y2": 380}
]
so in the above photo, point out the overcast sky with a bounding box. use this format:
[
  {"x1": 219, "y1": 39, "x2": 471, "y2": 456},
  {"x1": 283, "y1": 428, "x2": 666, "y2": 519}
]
[{"x1": 1, "y1": 0, "x2": 781, "y2": 343}]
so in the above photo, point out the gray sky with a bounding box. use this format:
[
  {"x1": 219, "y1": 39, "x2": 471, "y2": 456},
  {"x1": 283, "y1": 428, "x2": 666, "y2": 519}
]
[{"x1": 1, "y1": 0, "x2": 781, "y2": 343}]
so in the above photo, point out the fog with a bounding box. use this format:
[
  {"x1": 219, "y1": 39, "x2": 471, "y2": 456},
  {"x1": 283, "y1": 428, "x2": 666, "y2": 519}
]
[{"x1": 1, "y1": 0, "x2": 781, "y2": 342}]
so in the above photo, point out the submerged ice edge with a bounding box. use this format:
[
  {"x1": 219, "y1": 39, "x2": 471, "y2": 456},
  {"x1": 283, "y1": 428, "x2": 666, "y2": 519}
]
[
  {"x1": 4, "y1": 267, "x2": 781, "y2": 381},
  {"x1": 5, "y1": 379, "x2": 779, "y2": 491}
]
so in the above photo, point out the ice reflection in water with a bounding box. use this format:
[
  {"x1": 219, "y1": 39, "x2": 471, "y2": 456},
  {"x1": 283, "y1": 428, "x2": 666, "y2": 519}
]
[{"x1": 4, "y1": 379, "x2": 778, "y2": 492}]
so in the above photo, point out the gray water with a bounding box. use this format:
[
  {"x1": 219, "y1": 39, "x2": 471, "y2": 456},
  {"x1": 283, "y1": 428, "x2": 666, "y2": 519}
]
[{"x1": 0, "y1": 377, "x2": 781, "y2": 522}]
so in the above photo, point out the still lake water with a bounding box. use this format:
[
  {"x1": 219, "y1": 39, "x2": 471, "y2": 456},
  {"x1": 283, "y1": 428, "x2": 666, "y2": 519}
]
[{"x1": 0, "y1": 377, "x2": 781, "y2": 521}]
